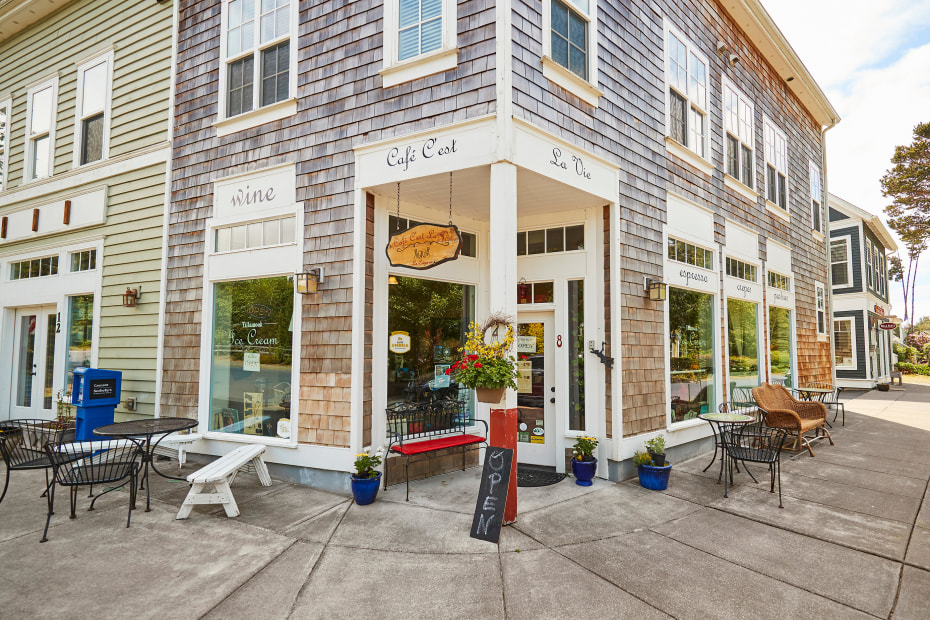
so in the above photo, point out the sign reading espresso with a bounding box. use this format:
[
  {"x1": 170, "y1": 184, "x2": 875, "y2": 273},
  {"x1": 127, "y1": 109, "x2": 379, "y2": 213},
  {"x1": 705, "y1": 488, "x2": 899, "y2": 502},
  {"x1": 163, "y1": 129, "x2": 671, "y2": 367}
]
[{"x1": 386, "y1": 224, "x2": 462, "y2": 270}]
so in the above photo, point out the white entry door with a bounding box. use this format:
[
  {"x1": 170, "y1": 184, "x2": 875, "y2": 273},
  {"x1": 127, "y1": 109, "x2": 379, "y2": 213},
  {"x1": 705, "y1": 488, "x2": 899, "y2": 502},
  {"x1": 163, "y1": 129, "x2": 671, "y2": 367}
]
[
  {"x1": 515, "y1": 312, "x2": 555, "y2": 467},
  {"x1": 9, "y1": 306, "x2": 59, "y2": 421}
]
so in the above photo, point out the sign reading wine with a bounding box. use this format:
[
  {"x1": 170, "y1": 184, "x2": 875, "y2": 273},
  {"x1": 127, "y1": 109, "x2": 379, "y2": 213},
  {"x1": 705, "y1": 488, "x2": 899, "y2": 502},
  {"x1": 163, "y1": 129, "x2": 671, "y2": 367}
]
[{"x1": 386, "y1": 223, "x2": 462, "y2": 270}]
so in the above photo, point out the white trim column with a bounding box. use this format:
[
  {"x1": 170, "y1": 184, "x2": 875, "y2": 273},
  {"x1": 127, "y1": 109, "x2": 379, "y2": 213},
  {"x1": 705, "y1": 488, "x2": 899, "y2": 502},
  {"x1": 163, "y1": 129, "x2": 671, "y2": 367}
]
[{"x1": 489, "y1": 162, "x2": 518, "y2": 409}]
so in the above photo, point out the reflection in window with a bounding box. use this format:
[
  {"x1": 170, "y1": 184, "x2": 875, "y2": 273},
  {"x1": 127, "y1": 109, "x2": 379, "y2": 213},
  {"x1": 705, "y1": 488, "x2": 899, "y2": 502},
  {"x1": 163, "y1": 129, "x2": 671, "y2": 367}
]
[
  {"x1": 67, "y1": 295, "x2": 94, "y2": 386},
  {"x1": 727, "y1": 299, "x2": 759, "y2": 389},
  {"x1": 215, "y1": 217, "x2": 296, "y2": 252},
  {"x1": 769, "y1": 306, "x2": 792, "y2": 386},
  {"x1": 668, "y1": 237, "x2": 713, "y2": 270},
  {"x1": 517, "y1": 281, "x2": 554, "y2": 305},
  {"x1": 834, "y1": 319, "x2": 854, "y2": 367},
  {"x1": 568, "y1": 280, "x2": 585, "y2": 430},
  {"x1": 387, "y1": 276, "x2": 475, "y2": 418},
  {"x1": 669, "y1": 287, "x2": 715, "y2": 422},
  {"x1": 516, "y1": 225, "x2": 584, "y2": 256},
  {"x1": 209, "y1": 277, "x2": 294, "y2": 438}
]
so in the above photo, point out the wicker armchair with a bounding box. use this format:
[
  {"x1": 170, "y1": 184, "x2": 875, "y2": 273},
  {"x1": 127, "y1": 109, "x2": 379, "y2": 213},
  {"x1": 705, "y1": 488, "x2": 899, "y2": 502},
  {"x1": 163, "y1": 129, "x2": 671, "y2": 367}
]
[{"x1": 751, "y1": 383, "x2": 834, "y2": 456}]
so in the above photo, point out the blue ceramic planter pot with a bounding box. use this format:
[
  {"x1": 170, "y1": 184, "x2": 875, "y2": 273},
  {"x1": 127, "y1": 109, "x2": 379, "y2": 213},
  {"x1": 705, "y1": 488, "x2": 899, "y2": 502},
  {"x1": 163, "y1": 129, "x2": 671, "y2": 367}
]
[
  {"x1": 571, "y1": 457, "x2": 597, "y2": 486},
  {"x1": 351, "y1": 472, "x2": 382, "y2": 505},
  {"x1": 637, "y1": 463, "x2": 672, "y2": 490}
]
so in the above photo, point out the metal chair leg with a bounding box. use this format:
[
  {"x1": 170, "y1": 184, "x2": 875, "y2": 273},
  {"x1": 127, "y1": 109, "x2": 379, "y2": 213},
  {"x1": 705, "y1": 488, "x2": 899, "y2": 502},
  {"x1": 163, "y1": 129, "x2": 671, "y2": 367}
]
[
  {"x1": 777, "y1": 459, "x2": 783, "y2": 508},
  {"x1": 70, "y1": 486, "x2": 78, "y2": 519},
  {"x1": 0, "y1": 464, "x2": 9, "y2": 505},
  {"x1": 40, "y1": 481, "x2": 56, "y2": 543},
  {"x1": 405, "y1": 455, "x2": 410, "y2": 502}
]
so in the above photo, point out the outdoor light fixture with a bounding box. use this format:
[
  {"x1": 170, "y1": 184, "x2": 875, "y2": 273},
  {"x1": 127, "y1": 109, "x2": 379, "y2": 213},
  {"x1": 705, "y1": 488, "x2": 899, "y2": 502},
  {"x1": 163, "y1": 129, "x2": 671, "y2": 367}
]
[
  {"x1": 644, "y1": 277, "x2": 667, "y2": 302},
  {"x1": 296, "y1": 268, "x2": 323, "y2": 294},
  {"x1": 388, "y1": 275, "x2": 399, "y2": 285},
  {"x1": 122, "y1": 287, "x2": 139, "y2": 307}
]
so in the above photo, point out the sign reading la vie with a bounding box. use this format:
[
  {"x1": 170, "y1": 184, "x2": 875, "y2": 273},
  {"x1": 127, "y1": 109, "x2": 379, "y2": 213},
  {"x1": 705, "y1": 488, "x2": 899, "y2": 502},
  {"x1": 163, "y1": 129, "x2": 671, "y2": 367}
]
[{"x1": 386, "y1": 224, "x2": 462, "y2": 270}]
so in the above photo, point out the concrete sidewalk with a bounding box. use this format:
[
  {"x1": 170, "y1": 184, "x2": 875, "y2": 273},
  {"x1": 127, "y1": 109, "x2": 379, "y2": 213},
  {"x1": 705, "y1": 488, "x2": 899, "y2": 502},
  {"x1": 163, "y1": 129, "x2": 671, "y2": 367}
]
[{"x1": 2, "y1": 385, "x2": 929, "y2": 619}]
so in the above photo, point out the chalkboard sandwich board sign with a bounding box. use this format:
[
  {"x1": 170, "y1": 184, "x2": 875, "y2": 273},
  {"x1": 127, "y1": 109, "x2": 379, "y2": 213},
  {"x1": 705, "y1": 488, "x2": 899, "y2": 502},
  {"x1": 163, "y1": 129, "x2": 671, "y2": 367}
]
[{"x1": 470, "y1": 447, "x2": 513, "y2": 544}]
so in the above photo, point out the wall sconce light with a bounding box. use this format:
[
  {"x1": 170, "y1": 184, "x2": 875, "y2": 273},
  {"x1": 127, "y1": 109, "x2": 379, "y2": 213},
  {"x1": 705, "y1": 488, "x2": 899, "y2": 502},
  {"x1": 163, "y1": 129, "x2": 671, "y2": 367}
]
[
  {"x1": 644, "y1": 277, "x2": 667, "y2": 302},
  {"x1": 296, "y1": 267, "x2": 324, "y2": 294},
  {"x1": 122, "y1": 287, "x2": 139, "y2": 307},
  {"x1": 388, "y1": 275, "x2": 399, "y2": 285}
]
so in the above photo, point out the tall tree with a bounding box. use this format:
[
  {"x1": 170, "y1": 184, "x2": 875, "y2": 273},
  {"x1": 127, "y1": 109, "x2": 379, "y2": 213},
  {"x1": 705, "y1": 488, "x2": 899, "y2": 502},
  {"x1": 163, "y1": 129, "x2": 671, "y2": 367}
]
[{"x1": 881, "y1": 122, "x2": 930, "y2": 334}]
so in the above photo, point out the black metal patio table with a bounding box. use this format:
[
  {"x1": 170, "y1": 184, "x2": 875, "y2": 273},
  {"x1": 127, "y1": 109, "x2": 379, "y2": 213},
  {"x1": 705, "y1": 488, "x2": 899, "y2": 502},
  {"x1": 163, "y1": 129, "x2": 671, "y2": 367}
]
[
  {"x1": 93, "y1": 417, "x2": 198, "y2": 512},
  {"x1": 697, "y1": 412, "x2": 756, "y2": 491}
]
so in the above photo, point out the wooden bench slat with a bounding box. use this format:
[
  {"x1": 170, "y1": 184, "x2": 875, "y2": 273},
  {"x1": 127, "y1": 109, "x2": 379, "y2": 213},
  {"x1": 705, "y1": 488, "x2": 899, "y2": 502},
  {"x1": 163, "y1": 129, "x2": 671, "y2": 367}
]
[{"x1": 176, "y1": 444, "x2": 270, "y2": 520}]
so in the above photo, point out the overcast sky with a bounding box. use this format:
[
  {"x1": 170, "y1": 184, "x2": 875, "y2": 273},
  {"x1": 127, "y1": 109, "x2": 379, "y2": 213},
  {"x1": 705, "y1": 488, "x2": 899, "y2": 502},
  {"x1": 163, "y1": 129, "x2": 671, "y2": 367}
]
[{"x1": 762, "y1": 0, "x2": 930, "y2": 324}]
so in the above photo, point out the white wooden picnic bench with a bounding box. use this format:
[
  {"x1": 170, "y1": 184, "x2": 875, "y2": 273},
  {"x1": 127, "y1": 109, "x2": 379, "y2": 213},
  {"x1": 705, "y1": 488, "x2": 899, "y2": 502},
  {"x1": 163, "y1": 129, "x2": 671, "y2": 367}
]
[{"x1": 175, "y1": 444, "x2": 271, "y2": 520}]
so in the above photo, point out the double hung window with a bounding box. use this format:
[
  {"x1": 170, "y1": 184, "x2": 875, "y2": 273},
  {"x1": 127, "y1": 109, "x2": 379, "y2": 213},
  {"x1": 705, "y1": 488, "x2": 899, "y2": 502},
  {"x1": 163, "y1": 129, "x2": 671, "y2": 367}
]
[
  {"x1": 75, "y1": 54, "x2": 113, "y2": 166},
  {"x1": 666, "y1": 27, "x2": 708, "y2": 158},
  {"x1": 399, "y1": 0, "x2": 443, "y2": 61},
  {"x1": 830, "y1": 239, "x2": 850, "y2": 286},
  {"x1": 223, "y1": 0, "x2": 293, "y2": 119},
  {"x1": 723, "y1": 80, "x2": 754, "y2": 188},
  {"x1": 815, "y1": 282, "x2": 826, "y2": 335},
  {"x1": 865, "y1": 239, "x2": 874, "y2": 290},
  {"x1": 834, "y1": 319, "x2": 854, "y2": 368},
  {"x1": 764, "y1": 118, "x2": 788, "y2": 210},
  {"x1": 0, "y1": 99, "x2": 10, "y2": 190},
  {"x1": 809, "y1": 161, "x2": 823, "y2": 233},
  {"x1": 26, "y1": 79, "x2": 58, "y2": 181},
  {"x1": 550, "y1": 0, "x2": 589, "y2": 80}
]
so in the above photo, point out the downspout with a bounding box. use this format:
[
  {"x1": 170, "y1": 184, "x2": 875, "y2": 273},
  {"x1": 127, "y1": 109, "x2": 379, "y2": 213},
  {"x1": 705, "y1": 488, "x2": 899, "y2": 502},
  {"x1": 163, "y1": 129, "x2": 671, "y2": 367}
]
[{"x1": 822, "y1": 117, "x2": 839, "y2": 388}]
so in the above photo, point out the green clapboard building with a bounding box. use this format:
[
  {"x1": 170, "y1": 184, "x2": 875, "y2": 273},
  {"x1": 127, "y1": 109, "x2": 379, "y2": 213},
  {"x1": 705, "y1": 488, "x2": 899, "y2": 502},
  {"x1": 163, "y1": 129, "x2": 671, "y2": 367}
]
[{"x1": 0, "y1": 0, "x2": 172, "y2": 422}]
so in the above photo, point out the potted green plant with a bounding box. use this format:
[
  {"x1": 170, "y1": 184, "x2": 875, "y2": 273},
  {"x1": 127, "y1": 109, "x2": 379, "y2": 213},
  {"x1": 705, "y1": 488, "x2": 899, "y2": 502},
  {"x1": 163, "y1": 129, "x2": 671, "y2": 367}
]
[
  {"x1": 634, "y1": 444, "x2": 672, "y2": 491},
  {"x1": 645, "y1": 434, "x2": 666, "y2": 466},
  {"x1": 448, "y1": 313, "x2": 519, "y2": 403},
  {"x1": 570, "y1": 435, "x2": 598, "y2": 486},
  {"x1": 876, "y1": 383, "x2": 890, "y2": 392},
  {"x1": 350, "y1": 447, "x2": 383, "y2": 505}
]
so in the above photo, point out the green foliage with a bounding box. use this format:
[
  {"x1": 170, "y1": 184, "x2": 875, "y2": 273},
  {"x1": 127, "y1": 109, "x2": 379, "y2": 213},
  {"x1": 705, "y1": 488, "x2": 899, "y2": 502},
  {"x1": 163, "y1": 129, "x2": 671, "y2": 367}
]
[
  {"x1": 913, "y1": 316, "x2": 930, "y2": 333},
  {"x1": 572, "y1": 435, "x2": 598, "y2": 461},
  {"x1": 881, "y1": 122, "x2": 930, "y2": 331},
  {"x1": 633, "y1": 450, "x2": 653, "y2": 466},
  {"x1": 353, "y1": 447, "x2": 383, "y2": 479},
  {"x1": 645, "y1": 434, "x2": 666, "y2": 455},
  {"x1": 449, "y1": 320, "x2": 519, "y2": 390},
  {"x1": 888, "y1": 255, "x2": 904, "y2": 282},
  {"x1": 894, "y1": 342, "x2": 919, "y2": 363},
  {"x1": 895, "y1": 362, "x2": 930, "y2": 376}
]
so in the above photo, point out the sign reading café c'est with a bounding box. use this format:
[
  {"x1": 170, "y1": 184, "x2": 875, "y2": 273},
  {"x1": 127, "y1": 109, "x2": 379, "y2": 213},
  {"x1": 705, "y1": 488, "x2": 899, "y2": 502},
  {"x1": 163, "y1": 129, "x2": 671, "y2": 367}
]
[{"x1": 386, "y1": 223, "x2": 462, "y2": 270}]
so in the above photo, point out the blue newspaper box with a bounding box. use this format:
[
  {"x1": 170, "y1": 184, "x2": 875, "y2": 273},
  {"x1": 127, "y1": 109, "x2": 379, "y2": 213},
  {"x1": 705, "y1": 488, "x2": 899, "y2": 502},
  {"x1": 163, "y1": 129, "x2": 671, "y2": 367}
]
[{"x1": 71, "y1": 368, "x2": 122, "y2": 441}]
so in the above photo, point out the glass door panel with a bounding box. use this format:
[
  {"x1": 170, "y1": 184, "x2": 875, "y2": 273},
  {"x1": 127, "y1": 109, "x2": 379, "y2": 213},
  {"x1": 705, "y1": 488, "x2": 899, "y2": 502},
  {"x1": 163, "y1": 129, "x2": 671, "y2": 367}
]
[
  {"x1": 11, "y1": 307, "x2": 57, "y2": 420},
  {"x1": 516, "y1": 313, "x2": 555, "y2": 467},
  {"x1": 15, "y1": 314, "x2": 37, "y2": 408}
]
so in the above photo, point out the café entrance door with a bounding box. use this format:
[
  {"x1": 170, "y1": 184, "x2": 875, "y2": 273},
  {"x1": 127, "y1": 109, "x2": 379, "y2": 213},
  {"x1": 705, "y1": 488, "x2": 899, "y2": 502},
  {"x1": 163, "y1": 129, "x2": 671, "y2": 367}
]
[
  {"x1": 515, "y1": 312, "x2": 555, "y2": 467},
  {"x1": 9, "y1": 306, "x2": 59, "y2": 421}
]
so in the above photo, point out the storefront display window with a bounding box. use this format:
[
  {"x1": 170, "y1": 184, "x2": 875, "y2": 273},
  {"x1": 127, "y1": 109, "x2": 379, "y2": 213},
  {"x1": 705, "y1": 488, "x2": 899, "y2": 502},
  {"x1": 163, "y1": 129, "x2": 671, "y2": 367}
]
[
  {"x1": 387, "y1": 276, "x2": 475, "y2": 417},
  {"x1": 67, "y1": 294, "x2": 94, "y2": 387},
  {"x1": 209, "y1": 277, "x2": 294, "y2": 438},
  {"x1": 769, "y1": 306, "x2": 792, "y2": 386},
  {"x1": 727, "y1": 299, "x2": 760, "y2": 388},
  {"x1": 669, "y1": 288, "x2": 715, "y2": 422},
  {"x1": 568, "y1": 280, "x2": 585, "y2": 430}
]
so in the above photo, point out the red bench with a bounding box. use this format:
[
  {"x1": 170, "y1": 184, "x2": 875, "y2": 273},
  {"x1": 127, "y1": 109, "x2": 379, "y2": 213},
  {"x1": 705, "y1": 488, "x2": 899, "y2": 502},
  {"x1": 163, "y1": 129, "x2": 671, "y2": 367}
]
[{"x1": 385, "y1": 400, "x2": 487, "y2": 500}]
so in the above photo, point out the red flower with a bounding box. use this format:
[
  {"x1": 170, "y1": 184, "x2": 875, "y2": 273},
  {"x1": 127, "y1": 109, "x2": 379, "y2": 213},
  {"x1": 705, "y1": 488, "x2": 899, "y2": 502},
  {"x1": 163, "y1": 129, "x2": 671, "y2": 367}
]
[
  {"x1": 444, "y1": 368, "x2": 452, "y2": 375},
  {"x1": 473, "y1": 362, "x2": 482, "y2": 369},
  {"x1": 467, "y1": 354, "x2": 478, "y2": 361}
]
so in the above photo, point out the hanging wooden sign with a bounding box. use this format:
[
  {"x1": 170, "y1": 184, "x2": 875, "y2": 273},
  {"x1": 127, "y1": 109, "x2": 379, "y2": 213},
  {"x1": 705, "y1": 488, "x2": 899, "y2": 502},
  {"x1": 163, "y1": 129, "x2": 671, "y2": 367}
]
[{"x1": 386, "y1": 223, "x2": 462, "y2": 270}]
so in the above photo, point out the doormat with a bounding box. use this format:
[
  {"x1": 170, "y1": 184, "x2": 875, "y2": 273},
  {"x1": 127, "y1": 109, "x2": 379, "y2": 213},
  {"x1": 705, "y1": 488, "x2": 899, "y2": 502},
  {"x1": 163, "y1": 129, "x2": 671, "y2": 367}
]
[{"x1": 516, "y1": 466, "x2": 566, "y2": 487}]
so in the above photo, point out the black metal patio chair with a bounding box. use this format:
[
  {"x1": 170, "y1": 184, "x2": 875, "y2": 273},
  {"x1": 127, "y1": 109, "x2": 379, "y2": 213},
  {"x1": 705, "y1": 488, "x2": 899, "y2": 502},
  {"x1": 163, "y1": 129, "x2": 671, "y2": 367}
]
[
  {"x1": 0, "y1": 419, "x2": 75, "y2": 506},
  {"x1": 41, "y1": 438, "x2": 143, "y2": 543},
  {"x1": 722, "y1": 425, "x2": 788, "y2": 507}
]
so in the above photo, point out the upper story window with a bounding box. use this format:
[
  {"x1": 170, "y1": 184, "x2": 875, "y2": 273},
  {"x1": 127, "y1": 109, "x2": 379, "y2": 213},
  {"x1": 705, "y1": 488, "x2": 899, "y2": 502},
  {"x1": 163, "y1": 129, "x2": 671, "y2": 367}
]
[
  {"x1": 723, "y1": 79, "x2": 754, "y2": 188},
  {"x1": 666, "y1": 26, "x2": 709, "y2": 159},
  {"x1": 222, "y1": 0, "x2": 294, "y2": 119},
  {"x1": 26, "y1": 78, "x2": 58, "y2": 181},
  {"x1": 865, "y1": 238, "x2": 874, "y2": 290},
  {"x1": 830, "y1": 238, "x2": 850, "y2": 287},
  {"x1": 809, "y1": 161, "x2": 823, "y2": 233},
  {"x1": 75, "y1": 53, "x2": 113, "y2": 167},
  {"x1": 551, "y1": 0, "x2": 589, "y2": 80},
  {"x1": 815, "y1": 281, "x2": 826, "y2": 335},
  {"x1": 517, "y1": 225, "x2": 584, "y2": 256},
  {"x1": 764, "y1": 118, "x2": 788, "y2": 211},
  {"x1": 667, "y1": 236, "x2": 713, "y2": 270},
  {"x1": 767, "y1": 271, "x2": 790, "y2": 291},
  {"x1": 399, "y1": 0, "x2": 443, "y2": 61},
  {"x1": 215, "y1": 216, "x2": 296, "y2": 253},
  {"x1": 725, "y1": 257, "x2": 757, "y2": 282},
  {"x1": 0, "y1": 99, "x2": 10, "y2": 191},
  {"x1": 871, "y1": 243, "x2": 886, "y2": 297},
  {"x1": 10, "y1": 255, "x2": 59, "y2": 280}
]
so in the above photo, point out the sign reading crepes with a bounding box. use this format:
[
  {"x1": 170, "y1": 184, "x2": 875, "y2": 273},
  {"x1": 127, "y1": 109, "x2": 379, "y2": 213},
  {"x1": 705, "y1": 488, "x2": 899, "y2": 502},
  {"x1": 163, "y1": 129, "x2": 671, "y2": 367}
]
[{"x1": 386, "y1": 224, "x2": 462, "y2": 270}]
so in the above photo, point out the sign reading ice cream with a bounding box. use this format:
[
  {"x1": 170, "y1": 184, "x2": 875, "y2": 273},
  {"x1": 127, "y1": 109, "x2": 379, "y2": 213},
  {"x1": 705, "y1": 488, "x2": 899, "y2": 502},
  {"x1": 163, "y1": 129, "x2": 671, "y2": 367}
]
[{"x1": 386, "y1": 224, "x2": 462, "y2": 270}]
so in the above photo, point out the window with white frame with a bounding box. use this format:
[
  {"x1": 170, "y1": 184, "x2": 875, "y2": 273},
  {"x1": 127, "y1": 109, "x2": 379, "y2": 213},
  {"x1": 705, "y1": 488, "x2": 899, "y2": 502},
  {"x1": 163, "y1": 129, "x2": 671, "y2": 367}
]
[
  {"x1": 222, "y1": 0, "x2": 294, "y2": 119},
  {"x1": 74, "y1": 53, "x2": 112, "y2": 166},
  {"x1": 865, "y1": 238, "x2": 874, "y2": 290},
  {"x1": 830, "y1": 238, "x2": 850, "y2": 287},
  {"x1": 723, "y1": 79, "x2": 754, "y2": 188},
  {"x1": 381, "y1": 0, "x2": 457, "y2": 87},
  {"x1": 764, "y1": 118, "x2": 788, "y2": 211},
  {"x1": 874, "y1": 247, "x2": 885, "y2": 297},
  {"x1": 810, "y1": 161, "x2": 823, "y2": 233},
  {"x1": 399, "y1": 0, "x2": 443, "y2": 61},
  {"x1": 550, "y1": 0, "x2": 590, "y2": 80},
  {"x1": 0, "y1": 99, "x2": 10, "y2": 190},
  {"x1": 767, "y1": 271, "x2": 790, "y2": 291},
  {"x1": 26, "y1": 79, "x2": 58, "y2": 181},
  {"x1": 666, "y1": 26, "x2": 708, "y2": 158},
  {"x1": 815, "y1": 281, "x2": 826, "y2": 335},
  {"x1": 70, "y1": 249, "x2": 97, "y2": 272},
  {"x1": 834, "y1": 319, "x2": 855, "y2": 368}
]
